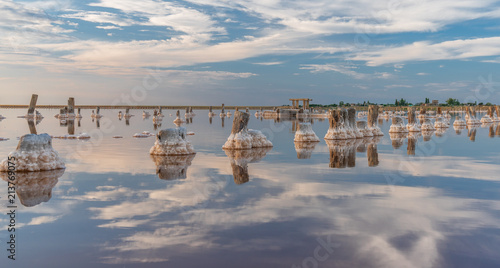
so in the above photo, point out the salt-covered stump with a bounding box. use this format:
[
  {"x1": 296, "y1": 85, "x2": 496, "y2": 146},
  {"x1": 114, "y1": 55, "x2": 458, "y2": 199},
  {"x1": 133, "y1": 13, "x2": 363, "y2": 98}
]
[
  {"x1": 0, "y1": 133, "x2": 65, "y2": 172},
  {"x1": 453, "y1": 115, "x2": 466, "y2": 127},
  {"x1": 406, "y1": 107, "x2": 421, "y2": 132},
  {"x1": 294, "y1": 123, "x2": 320, "y2": 142},
  {"x1": 368, "y1": 105, "x2": 384, "y2": 136},
  {"x1": 324, "y1": 109, "x2": 347, "y2": 140},
  {"x1": 0, "y1": 169, "x2": 63, "y2": 207},
  {"x1": 150, "y1": 154, "x2": 195, "y2": 180},
  {"x1": 357, "y1": 121, "x2": 373, "y2": 137},
  {"x1": 434, "y1": 117, "x2": 449, "y2": 128},
  {"x1": 149, "y1": 127, "x2": 196, "y2": 155},
  {"x1": 421, "y1": 118, "x2": 435, "y2": 131},
  {"x1": 224, "y1": 147, "x2": 271, "y2": 185},
  {"x1": 294, "y1": 141, "x2": 319, "y2": 159},
  {"x1": 222, "y1": 111, "x2": 272, "y2": 149},
  {"x1": 389, "y1": 116, "x2": 408, "y2": 133}
]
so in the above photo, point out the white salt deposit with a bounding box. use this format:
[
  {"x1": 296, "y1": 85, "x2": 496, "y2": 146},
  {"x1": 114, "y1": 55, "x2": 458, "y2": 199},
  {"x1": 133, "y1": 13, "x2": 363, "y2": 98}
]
[
  {"x1": 434, "y1": 117, "x2": 449, "y2": 128},
  {"x1": 0, "y1": 137, "x2": 9, "y2": 141},
  {"x1": 356, "y1": 121, "x2": 373, "y2": 137},
  {"x1": 480, "y1": 115, "x2": 493, "y2": 123},
  {"x1": 294, "y1": 123, "x2": 320, "y2": 142},
  {"x1": 453, "y1": 116, "x2": 466, "y2": 127},
  {"x1": 421, "y1": 119, "x2": 436, "y2": 131},
  {"x1": 389, "y1": 116, "x2": 408, "y2": 133},
  {"x1": 112, "y1": 136, "x2": 123, "y2": 139},
  {"x1": 0, "y1": 133, "x2": 65, "y2": 172},
  {"x1": 223, "y1": 129, "x2": 273, "y2": 149},
  {"x1": 150, "y1": 127, "x2": 196, "y2": 155}
]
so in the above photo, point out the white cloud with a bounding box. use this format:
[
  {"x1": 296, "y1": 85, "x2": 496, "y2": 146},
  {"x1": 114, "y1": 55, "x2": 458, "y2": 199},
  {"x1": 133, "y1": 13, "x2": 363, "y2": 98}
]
[
  {"x1": 353, "y1": 37, "x2": 500, "y2": 66},
  {"x1": 300, "y1": 63, "x2": 394, "y2": 79}
]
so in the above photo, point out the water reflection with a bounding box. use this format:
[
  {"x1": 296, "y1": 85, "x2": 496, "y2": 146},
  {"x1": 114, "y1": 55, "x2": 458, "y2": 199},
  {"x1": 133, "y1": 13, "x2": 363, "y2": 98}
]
[
  {"x1": 326, "y1": 137, "x2": 381, "y2": 168},
  {"x1": 151, "y1": 154, "x2": 196, "y2": 180},
  {"x1": 294, "y1": 141, "x2": 319, "y2": 159},
  {"x1": 223, "y1": 147, "x2": 272, "y2": 184},
  {"x1": 0, "y1": 169, "x2": 64, "y2": 207},
  {"x1": 389, "y1": 132, "x2": 407, "y2": 149}
]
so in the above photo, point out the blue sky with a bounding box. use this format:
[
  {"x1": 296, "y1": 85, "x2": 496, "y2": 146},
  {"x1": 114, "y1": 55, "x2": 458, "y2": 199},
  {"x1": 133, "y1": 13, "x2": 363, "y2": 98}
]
[{"x1": 1, "y1": 0, "x2": 500, "y2": 105}]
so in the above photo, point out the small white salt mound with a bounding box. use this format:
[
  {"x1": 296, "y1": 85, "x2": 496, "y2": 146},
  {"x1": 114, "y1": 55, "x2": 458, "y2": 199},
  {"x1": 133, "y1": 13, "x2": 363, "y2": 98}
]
[
  {"x1": 173, "y1": 116, "x2": 185, "y2": 125},
  {"x1": 220, "y1": 112, "x2": 226, "y2": 118},
  {"x1": 208, "y1": 112, "x2": 215, "y2": 117},
  {"x1": 76, "y1": 113, "x2": 82, "y2": 119},
  {"x1": 226, "y1": 111, "x2": 232, "y2": 117},
  {"x1": 0, "y1": 133, "x2": 65, "y2": 172},
  {"x1": 254, "y1": 111, "x2": 260, "y2": 117},
  {"x1": 294, "y1": 123, "x2": 320, "y2": 142},
  {"x1": 223, "y1": 129, "x2": 273, "y2": 149},
  {"x1": 434, "y1": 117, "x2": 449, "y2": 128},
  {"x1": 389, "y1": 116, "x2": 408, "y2": 133},
  {"x1": 143, "y1": 111, "x2": 150, "y2": 117},
  {"x1": 118, "y1": 111, "x2": 123, "y2": 119},
  {"x1": 150, "y1": 127, "x2": 196, "y2": 155},
  {"x1": 112, "y1": 136, "x2": 123, "y2": 139},
  {"x1": 406, "y1": 122, "x2": 421, "y2": 132},
  {"x1": 0, "y1": 137, "x2": 9, "y2": 141},
  {"x1": 51, "y1": 132, "x2": 90, "y2": 140},
  {"x1": 0, "y1": 115, "x2": 6, "y2": 119},
  {"x1": 356, "y1": 121, "x2": 373, "y2": 137},
  {"x1": 421, "y1": 119, "x2": 435, "y2": 131},
  {"x1": 480, "y1": 115, "x2": 493, "y2": 123},
  {"x1": 187, "y1": 131, "x2": 195, "y2": 135},
  {"x1": 133, "y1": 133, "x2": 151, "y2": 138},
  {"x1": 453, "y1": 116, "x2": 466, "y2": 127}
]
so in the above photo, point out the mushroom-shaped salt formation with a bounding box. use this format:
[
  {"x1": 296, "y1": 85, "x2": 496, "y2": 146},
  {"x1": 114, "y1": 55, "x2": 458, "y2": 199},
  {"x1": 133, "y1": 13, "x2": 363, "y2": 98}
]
[
  {"x1": 173, "y1": 110, "x2": 185, "y2": 125},
  {"x1": 222, "y1": 111, "x2": 273, "y2": 149},
  {"x1": 481, "y1": 106, "x2": 494, "y2": 123},
  {"x1": 324, "y1": 109, "x2": 347, "y2": 140},
  {"x1": 494, "y1": 106, "x2": 500, "y2": 122},
  {"x1": 421, "y1": 118, "x2": 435, "y2": 131},
  {"x1": 226, "y1": 110, "x2": 232, "y2": 117},
  {"x1": 326, "y1": 139, "x2": 356, "y2": 168},
  {"x1": 294, "y1": 123, "x2": 320, "y2": 142},
  {"x1": 466, "y1": 106, "x2": 480, "y2": 125},
  {"x1": 434, "y1": 117, "x2": 449, "y2": 128},
  {"x1": 150, "y1": 127, "x2": 196, "y2": 155},
  {"x1": 151, "y1": 154, "x2": 195, "y2": 180},
  {"x1": 0, "y1": 169, "x2": 63, "y2": 207},
  {"x1": 368, "y1": 105, "x2": 384, "y2": 136},
  {"x1": 294, "y1": 141, "x2": 318, "y2": 159},
  {"x1": 406, "y1": 107, "x2": 421, "y2": 132},
  {"x1": 0, "y1": 133, "x2": 65, "y2": 172},
  {"x1": 389, "y1": 116, "x2": 408, "y2": 133},
  {"x1": 453, "y1": 115, "x2": 466, "y2": 127},
  {"x1": 357, "y1": 120, "x2": 373, "y2": 137},
  {"x1": 224, "y1": 147, "x2": 271, "y2": 185},
  {"x1": 208, "y1": 106, "x2": 215, "y2": 117}
]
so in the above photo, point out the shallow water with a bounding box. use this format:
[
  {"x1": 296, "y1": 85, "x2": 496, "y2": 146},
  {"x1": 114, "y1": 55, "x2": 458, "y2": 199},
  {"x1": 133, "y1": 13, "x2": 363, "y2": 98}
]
[{"x1": 0, "y1": 108, "x2": 499, "y2": 268}]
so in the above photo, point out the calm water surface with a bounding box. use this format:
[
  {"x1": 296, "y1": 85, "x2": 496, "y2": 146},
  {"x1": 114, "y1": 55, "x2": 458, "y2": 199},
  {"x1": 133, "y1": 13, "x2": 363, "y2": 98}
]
[{"x1": 0, "y1": 108, "x2": 499, "y2": 268}]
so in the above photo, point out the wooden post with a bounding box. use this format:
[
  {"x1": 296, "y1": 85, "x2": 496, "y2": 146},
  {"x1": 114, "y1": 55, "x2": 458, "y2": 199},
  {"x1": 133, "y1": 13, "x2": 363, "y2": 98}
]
[
  {"x1": 27, "y1": 94, "x2": 38, "y2": 115},
  {"x1": 28, "y1": 120, "x2": 37, "y2": 134},
  {"x1": 68, "y1": 119, "x2": 75, "y2": 135},
  {"x1": 230, "y1": 111, "x2": 249, "y2": 135},
  {"x1": 368, "y1": 105, "x2": 379, "y2": 128},
  {"x1": 68, "y1": 97, "x2": 75, "y2": 115},
  {"x1": 96, "y1": 107, "x2": 100, "y2": 115},
  {"x1": 408, "y1": 107, "x2": 415, "y2": 124}
]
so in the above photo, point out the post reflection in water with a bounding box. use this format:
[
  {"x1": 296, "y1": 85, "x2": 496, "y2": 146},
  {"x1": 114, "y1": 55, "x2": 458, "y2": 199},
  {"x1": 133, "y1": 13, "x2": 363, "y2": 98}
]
[
  {"x1": 468, "y1": 126, "x2": 477, "y2": 142},
  {"x1": 389, "y1": 132, "x2": 407, "y2": 149},
  {"x1": 150, "y1": 154, "x2": 196, "y2": 180},
  {"x1": 294, "y1": 141, "x2": 319, "y2": 159},
  {"x1": 422, "y1": 130, "x2": 434, "y2": 141},
  {"x1": 1, "y1": 169, "x2": 64, "y2": 207},
  {"x1": 454, "y1": 125, "x2": 465, "y2": 135},
  {"x1": 326, "y1": 137, "x2": 381, "y2": 168},
  {"x1": 224, "y1": 147, "x2": 272, "y2": 185},
  {"x1": 407, "y1": 132, "x2": 420, "y2": 155},
  {"x1": 221, "y1": 117, "x2": 225, "y2": 128},
  {"x1": 496, "y1": 124, "x2": 500, "y2": 136}
]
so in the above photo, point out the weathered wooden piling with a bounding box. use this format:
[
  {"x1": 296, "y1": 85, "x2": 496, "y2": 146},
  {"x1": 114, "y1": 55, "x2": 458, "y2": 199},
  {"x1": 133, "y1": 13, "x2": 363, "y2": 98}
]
[
  {"x1": 68, "y1": 97, "x2": 75, "y2": 115},
  {"x1": 27, "y1": 94, "x2": 38, "y2": 115}
]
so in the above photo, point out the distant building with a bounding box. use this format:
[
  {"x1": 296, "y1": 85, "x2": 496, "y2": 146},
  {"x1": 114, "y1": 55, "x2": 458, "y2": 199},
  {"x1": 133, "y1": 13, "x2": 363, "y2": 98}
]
[{"x1": 431, "y1": 100, "x2": 439, "y2": 105}]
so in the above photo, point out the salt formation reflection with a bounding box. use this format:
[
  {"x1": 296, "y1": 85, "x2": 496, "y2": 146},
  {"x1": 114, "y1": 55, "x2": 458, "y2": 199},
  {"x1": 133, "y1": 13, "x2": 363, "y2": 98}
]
[
  {"x1": 224, "y1": 147, "x2": 272, "y2": 184},
  {"x1": 0, "y1": 169, "x2": 64, "y2": 207},
  {"x1": 326, "y1": 137, "x2": 381, "y2": 168},
  {"x1": 150, "y1": 154, "x2": 196, "y2": 180}
]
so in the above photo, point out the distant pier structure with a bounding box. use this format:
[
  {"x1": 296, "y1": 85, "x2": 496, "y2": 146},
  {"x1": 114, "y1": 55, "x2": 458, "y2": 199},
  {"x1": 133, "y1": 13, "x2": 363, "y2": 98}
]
[{"x1": 289, "y1": 98, "x2": 312, "y2": 110}]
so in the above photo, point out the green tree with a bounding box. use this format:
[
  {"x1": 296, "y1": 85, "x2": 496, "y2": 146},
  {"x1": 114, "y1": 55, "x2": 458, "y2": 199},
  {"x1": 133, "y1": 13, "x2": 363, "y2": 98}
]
[
  {"x1": 339, "y1": 101, "x2": 345, "y2": 106},
  {"x1": 425, "y1": 98, "x2": 430, "y2": 104}
]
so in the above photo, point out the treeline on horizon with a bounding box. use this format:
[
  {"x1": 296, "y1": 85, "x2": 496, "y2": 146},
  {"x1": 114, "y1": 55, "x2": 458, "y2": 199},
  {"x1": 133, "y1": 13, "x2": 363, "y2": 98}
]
[{"x1": 305, "y1": 98, "x2": 496, "y2": 108}]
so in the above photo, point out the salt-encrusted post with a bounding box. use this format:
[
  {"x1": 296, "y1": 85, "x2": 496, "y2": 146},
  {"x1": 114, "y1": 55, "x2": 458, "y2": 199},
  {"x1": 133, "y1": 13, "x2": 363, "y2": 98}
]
[
  {"x1": 368, "y1": 105, "x2": 383, "y2": 136},
  {"x1": 27, "y1": 94, "x2": 38, "y2": 116},
  {"x1": 68, "y1": 97, "x2": 75, "y2": 117},
  {"x1": 28, "y1": 119, "x2": 37, "y2": 134},
  {"x1": 222, "y1": 111, "x2": 272, "y2": 149}
]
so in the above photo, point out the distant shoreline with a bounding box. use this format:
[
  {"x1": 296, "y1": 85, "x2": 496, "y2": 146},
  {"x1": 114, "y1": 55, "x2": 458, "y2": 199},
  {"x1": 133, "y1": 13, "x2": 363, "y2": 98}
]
[{"x1": 0, "y1": 105, "x2": 280, "y2": 110}]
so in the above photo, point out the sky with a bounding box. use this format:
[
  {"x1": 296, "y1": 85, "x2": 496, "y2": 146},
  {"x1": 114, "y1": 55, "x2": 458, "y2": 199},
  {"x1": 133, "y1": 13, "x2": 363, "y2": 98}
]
[{"x1": 1, "y1": 0, "x2": 500, "y2": 106}]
